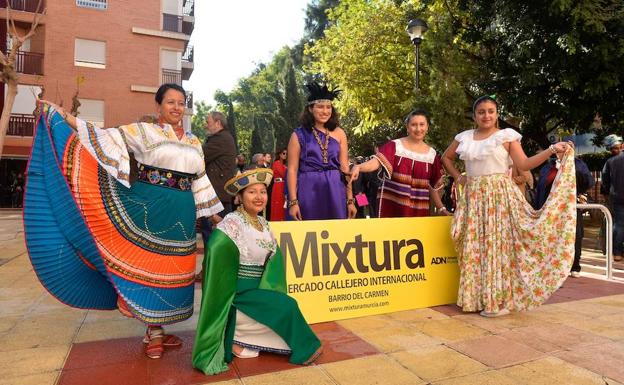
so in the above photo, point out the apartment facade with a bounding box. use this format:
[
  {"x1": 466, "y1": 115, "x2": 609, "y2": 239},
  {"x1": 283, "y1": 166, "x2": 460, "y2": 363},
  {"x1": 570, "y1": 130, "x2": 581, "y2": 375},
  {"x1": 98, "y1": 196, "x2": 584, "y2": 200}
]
[{"x1": 0, "y1": 0, "x2": 195, "y2": 206}]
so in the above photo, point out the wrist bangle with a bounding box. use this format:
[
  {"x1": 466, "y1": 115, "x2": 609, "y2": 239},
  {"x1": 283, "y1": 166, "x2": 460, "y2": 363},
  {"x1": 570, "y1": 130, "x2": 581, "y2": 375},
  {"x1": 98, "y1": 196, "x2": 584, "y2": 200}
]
[
  {"x1": 549, "y1": 144, "x2": 557, "y2": 154},
  {"x1": 438, "y1": 207, "x2": 447, "y2": 212},
  {"x1": 287, "y1": 199, "x2": 299, "y2": 208},
  {"x1": 346, "y1": 198, "x2": 356, "y2": 205}
]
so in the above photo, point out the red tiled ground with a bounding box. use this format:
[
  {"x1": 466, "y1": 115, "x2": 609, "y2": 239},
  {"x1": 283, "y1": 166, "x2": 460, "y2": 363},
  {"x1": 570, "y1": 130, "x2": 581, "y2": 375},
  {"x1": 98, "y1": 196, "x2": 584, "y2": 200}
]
[{"x1": 57, "y1": 322, "x2": 378, "y2": 385}]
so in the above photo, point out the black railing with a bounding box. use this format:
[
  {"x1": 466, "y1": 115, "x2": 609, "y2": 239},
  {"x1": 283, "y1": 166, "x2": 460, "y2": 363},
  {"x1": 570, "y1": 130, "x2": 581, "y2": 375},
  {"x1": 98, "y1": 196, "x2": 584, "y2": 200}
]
[
  {"x1": 162, "y1": 69, "x2": 181, "y2": 85},
  {"x1": 14, "y1": 50, "x2": 43, "y2": 75},
  {"x1": 0, "y1": 0, "x2": 44, "y2": 13},
  {"x1": 183, "y1": 0, "x2": 194, "y2": 17},
  {"x1": 162, "y1": 13, "x2": 182, "y2": 33},
  {"x1": 182, "y1": 44, "x2": 193, "y2": 63},
  {"x1": 7, "y1": 113, "x2": 35, "y2": 136}
]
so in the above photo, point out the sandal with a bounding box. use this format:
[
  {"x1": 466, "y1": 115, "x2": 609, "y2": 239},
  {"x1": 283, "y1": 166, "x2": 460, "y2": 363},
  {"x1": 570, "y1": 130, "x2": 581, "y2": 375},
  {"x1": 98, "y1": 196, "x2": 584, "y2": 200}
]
[
  {"x1": 142, "y1": 333, "x2": 182, "y2": 347},
  {"x1": 479, "y1": 308, "x2": 510, "y2": 318},
  {"x1": 232, "y1": 344, "x2": 259, "y2": 359},
  {"x1": 145, "y1": 326, "x2": 164, "y2": 359}
]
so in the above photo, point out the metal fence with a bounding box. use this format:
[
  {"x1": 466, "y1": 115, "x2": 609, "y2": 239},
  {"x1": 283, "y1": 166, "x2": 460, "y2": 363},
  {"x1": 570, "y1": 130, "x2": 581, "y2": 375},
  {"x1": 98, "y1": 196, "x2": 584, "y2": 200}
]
[
  {"x1": 14, "y1": 50, "x2": 43, "y2": 75},
  {"x1": 0, "y1": 0, "x2": 44, "y2": 13},
  {"x1": 7, "y1": 113, "x2": 35, "y2": 136},
  {"x1": 162, "y1": 69, "x2": 182, "y2": 85},
  {"x1": 577, "y1": 203, "x2": 616, "y2": 280}
]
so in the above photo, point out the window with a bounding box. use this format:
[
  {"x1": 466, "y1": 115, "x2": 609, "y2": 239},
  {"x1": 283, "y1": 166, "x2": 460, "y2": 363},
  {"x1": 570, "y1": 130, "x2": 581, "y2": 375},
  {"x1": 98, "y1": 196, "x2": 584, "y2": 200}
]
[
  {"x1": 76, "y1": 0, "x2": 107, "y2": 10},
  {"x1": 77, "y1": 99, "x2": 105, "y2": 127},
  {"x1": 74, "y1": 38, "x2": 106, "y2": 68},
  {"x1": 161, "y1": 50, "x2": 182, "y2": 85}
]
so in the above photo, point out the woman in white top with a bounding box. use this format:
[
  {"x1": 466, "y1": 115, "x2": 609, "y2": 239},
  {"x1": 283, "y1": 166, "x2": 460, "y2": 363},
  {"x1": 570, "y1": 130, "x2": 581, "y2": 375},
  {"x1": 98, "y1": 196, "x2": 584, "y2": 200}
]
[
  {"x1": 25, "y1": 84, "x2": 223, "y2": 359},
  {"x1": 441, "y1": 95, "x2": 575, "y2": 317},
  {"x1": 350, "y1": 109, "x2": 447, "y2": 217},
  {"x1": 193, "y1": 168, "x2": 322, "y2": 375}
]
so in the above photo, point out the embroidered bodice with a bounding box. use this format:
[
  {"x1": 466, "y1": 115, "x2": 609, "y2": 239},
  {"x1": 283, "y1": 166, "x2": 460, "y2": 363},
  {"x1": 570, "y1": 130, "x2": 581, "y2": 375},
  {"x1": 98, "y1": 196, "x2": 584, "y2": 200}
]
[
  {"x1": 73, "y1": 116, "x2": 222, "y2": 218},
  {"x1": 217, "y1": 211, "x2": 277, "y2": 266}
]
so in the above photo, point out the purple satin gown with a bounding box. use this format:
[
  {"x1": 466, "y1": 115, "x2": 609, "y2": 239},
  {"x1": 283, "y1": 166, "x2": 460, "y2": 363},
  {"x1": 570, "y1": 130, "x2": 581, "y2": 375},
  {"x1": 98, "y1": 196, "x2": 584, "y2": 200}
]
[{"x1": 295, "y1": 127, "x2": 347, "y2": 220}]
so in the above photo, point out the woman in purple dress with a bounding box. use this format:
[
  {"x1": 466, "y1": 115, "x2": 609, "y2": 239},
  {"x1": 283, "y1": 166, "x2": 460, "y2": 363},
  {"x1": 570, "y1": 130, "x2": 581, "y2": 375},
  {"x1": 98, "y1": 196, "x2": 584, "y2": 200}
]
[{"x1": 286, "y1": 83, "x2": 357, "y2": 220}]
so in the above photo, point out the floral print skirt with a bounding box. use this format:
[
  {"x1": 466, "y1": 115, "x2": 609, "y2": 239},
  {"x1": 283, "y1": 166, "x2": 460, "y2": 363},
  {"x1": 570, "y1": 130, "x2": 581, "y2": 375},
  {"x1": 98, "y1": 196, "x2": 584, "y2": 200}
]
[{"x1": 451, "y1": 152, "x2": 577, "y2": 313}]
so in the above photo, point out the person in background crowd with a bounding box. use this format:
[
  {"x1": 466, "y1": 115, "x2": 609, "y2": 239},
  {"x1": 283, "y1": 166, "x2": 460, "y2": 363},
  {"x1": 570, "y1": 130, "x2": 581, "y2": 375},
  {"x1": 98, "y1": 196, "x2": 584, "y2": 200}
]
[
  {"x1": 264, "y1": 153, "x2": 272, "y2": 168},
  {"x1": 442, "y1": 94, "x2": 575, "y2": 318},
  {"x1": 236, "y1": 154, "x2": 247, "y2": 172},
  {"x1": 350, "y1": 109, "x2": 446, "y2": 217},
  {"x1": 601, "y1": 134, "x2": 624, "y2": 262},
  {"x1": 201, "y1": 111, "x2": 238, "y2": 244},
  {"x1": 604, "y1": 134, "x2": 622, "y2": 158},
  {"x1": 270, "y1": 148, "x2": 288, "y2": 221},
  {"x1": 11, "y1": 172, "x2": 24, "y2": 208},
  {"x1": 252, "y1": 153, "x2": 265, "y2": 168},
  {"x1": 534, "y1": 140, "x2": 594, "y2": 276},
  {"x1": 192, "y1": 168, "x2": 322, "y2": 375},
  {"x1": 27, "y1": 84, "x2": 223, "y2": 359},
  {"x1": 287, "y1": 82, "x2": 356, "y2": 220}
]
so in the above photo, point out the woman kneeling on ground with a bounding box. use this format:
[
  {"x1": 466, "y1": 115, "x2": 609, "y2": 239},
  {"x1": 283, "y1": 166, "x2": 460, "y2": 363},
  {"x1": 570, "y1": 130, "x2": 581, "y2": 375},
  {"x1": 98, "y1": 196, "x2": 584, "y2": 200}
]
[{"x1": 192, "y1": 168, "x2": 322, "y2": 375}]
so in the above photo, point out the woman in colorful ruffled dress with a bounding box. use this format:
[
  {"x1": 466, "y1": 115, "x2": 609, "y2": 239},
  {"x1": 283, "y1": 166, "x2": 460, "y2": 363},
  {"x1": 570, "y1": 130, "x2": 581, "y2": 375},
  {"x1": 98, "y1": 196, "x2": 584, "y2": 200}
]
[
  {"x1": 193, "y1": 168, "x2": 322, "y2": 375},
  {"x1": 24, "y1": 84, "x2": 223, "y2": 359},
  {"x1": 441, "y1": 95, "x2": 576, "y2": 317},
  {"x1": 350, "y1": 109, "x2": 447, "y2": 217},
  {"x1": 286, "y1": 82, "x2": 357, "y2": 220}
]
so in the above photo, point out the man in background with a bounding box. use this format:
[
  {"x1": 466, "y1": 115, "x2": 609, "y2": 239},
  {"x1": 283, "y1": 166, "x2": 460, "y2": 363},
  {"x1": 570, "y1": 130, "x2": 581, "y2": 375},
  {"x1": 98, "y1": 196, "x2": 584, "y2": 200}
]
[
  {"x1": 602, "y1": 134, "x2": 624, "y2": 262},
  {"x1": 201, "y1": 111, "x2": 237, "y2": 242}
]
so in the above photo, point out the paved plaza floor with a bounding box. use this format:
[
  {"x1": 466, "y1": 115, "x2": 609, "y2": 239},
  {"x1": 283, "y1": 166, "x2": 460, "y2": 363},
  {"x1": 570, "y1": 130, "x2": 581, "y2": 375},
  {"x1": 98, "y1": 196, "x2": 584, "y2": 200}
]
[{"x1": 2, "y1": 209, "x2": 624, "y2": 385}]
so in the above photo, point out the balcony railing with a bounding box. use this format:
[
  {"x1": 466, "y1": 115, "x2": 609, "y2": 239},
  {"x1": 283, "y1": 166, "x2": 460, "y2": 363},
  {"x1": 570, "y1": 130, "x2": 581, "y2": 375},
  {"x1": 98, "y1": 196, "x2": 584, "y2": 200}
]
[
  {"x1": 7, "y1": 113, "x2": 35, "y2": 136},
  {"x1": 162, "y1": 69, "x2": 181, "y2": 86},
  {"x1": 0, "y1": 0, "x2": 45, "y2": 13},
  {"x1": 183, "y1": 0, "x2": 194, "y2": 17},
  {"x1": 162, "y1": 13, "x2": 182, "y2": 33},
  {"x1": 182, "y1": 44, "x2": 193, "y2": 63},
  {"x1": 14, "y1": 50, "x2": 43, "y2": 75}
]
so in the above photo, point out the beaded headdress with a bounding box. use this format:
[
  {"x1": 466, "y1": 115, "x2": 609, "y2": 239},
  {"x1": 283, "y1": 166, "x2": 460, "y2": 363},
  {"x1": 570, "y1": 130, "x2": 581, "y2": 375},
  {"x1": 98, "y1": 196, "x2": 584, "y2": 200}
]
[
  {"x1": 306, "y1": 82, "x2": 341, "y2": 105},
  {"x1": 224, "y1": 168, "x2": 273, "y2": 196}
]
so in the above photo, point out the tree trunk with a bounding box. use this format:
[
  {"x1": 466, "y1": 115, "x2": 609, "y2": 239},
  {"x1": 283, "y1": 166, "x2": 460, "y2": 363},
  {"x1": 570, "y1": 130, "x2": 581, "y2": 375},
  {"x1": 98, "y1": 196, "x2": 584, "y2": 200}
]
[{"x1": 0, "y1": 77, "x2": 18, "y2": 159}]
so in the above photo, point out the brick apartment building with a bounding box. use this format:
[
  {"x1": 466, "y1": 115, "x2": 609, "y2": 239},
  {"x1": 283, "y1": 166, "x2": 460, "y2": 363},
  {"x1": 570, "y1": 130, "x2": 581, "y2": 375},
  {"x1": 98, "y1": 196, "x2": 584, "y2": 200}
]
[{"x1": 0, "y1": 0, "x2": 195, "y2": 206}]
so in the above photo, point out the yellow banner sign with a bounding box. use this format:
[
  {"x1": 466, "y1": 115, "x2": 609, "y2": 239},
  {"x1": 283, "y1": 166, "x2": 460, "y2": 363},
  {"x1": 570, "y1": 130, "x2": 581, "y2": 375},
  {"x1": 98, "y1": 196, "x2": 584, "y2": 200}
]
[{"x1": 270, "y1": 217, "x2": 458, "y2": 324}]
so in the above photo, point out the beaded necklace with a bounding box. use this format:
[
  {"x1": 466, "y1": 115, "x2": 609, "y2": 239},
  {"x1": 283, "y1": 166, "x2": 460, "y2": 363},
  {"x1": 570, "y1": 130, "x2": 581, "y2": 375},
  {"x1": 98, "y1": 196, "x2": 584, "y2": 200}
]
[
  {"x1": 237, "y1": 206, "x2": 264, "y2": 232},
  {"x1": 312, "y1": 127, "x2": 330, "y2": 163}
]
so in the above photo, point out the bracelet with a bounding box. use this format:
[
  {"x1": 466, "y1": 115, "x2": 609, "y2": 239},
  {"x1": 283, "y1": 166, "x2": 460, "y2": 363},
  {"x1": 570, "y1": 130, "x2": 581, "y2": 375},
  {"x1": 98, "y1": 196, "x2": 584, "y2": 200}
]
[
  {"x1": 549, "y1": 144, "x2": 557, "y2": 154},
  {"x1": 287, "y1": 199, "x2": 299, "y2": 208},
  {"x1": 438, "y1": 207, "x2": 448, "y2": 212},
  {"x1": 346, "y1": 198, "x2": 356, "y2": 206}
]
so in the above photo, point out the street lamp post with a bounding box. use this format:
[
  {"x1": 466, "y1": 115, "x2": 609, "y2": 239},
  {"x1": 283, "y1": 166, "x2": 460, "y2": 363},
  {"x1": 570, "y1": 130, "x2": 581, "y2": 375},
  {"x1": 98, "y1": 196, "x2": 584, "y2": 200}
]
[{"x1": 406, "y1": 18, "x2": 428, "y2": 90}]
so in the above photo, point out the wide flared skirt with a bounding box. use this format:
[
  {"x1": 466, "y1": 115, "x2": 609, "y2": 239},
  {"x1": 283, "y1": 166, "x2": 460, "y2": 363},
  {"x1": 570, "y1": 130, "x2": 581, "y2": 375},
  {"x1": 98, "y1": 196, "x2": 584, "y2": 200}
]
[
  {"x1": 225, "y1": 283, "x2": 321, "y2": 365},
  {"x1": 23, "y1": 107, "x2": 197, "y2": 325},
  {"x1": 451, "y1": 152, "x2": 577, "y2": 313}
]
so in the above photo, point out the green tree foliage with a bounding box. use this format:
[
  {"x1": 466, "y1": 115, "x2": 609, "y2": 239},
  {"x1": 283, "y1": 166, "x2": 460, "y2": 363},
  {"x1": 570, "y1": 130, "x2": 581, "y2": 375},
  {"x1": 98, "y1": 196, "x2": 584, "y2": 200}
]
[
  {"x1": 309, "y1": 0, "x2": 624, "y2": 154},
  {"x1": 307, "y1": 0, "x2": 474, "y2": 152},
  {"x1": 452, "y1": 0, "x2": 624, "y2": 149},
  {"x1": 216, "y1": 47, "x2": 307, "y2": 158},
  {"x1": 191, "y1": 100, "x2": 212, "y2": 142}
]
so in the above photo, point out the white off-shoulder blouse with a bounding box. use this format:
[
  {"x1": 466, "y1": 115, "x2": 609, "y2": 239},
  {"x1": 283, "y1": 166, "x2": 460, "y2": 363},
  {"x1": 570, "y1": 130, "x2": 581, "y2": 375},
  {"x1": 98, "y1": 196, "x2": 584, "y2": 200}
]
[{"x1": 455, "y1": 128, "x2": 522, "y2": 177}]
